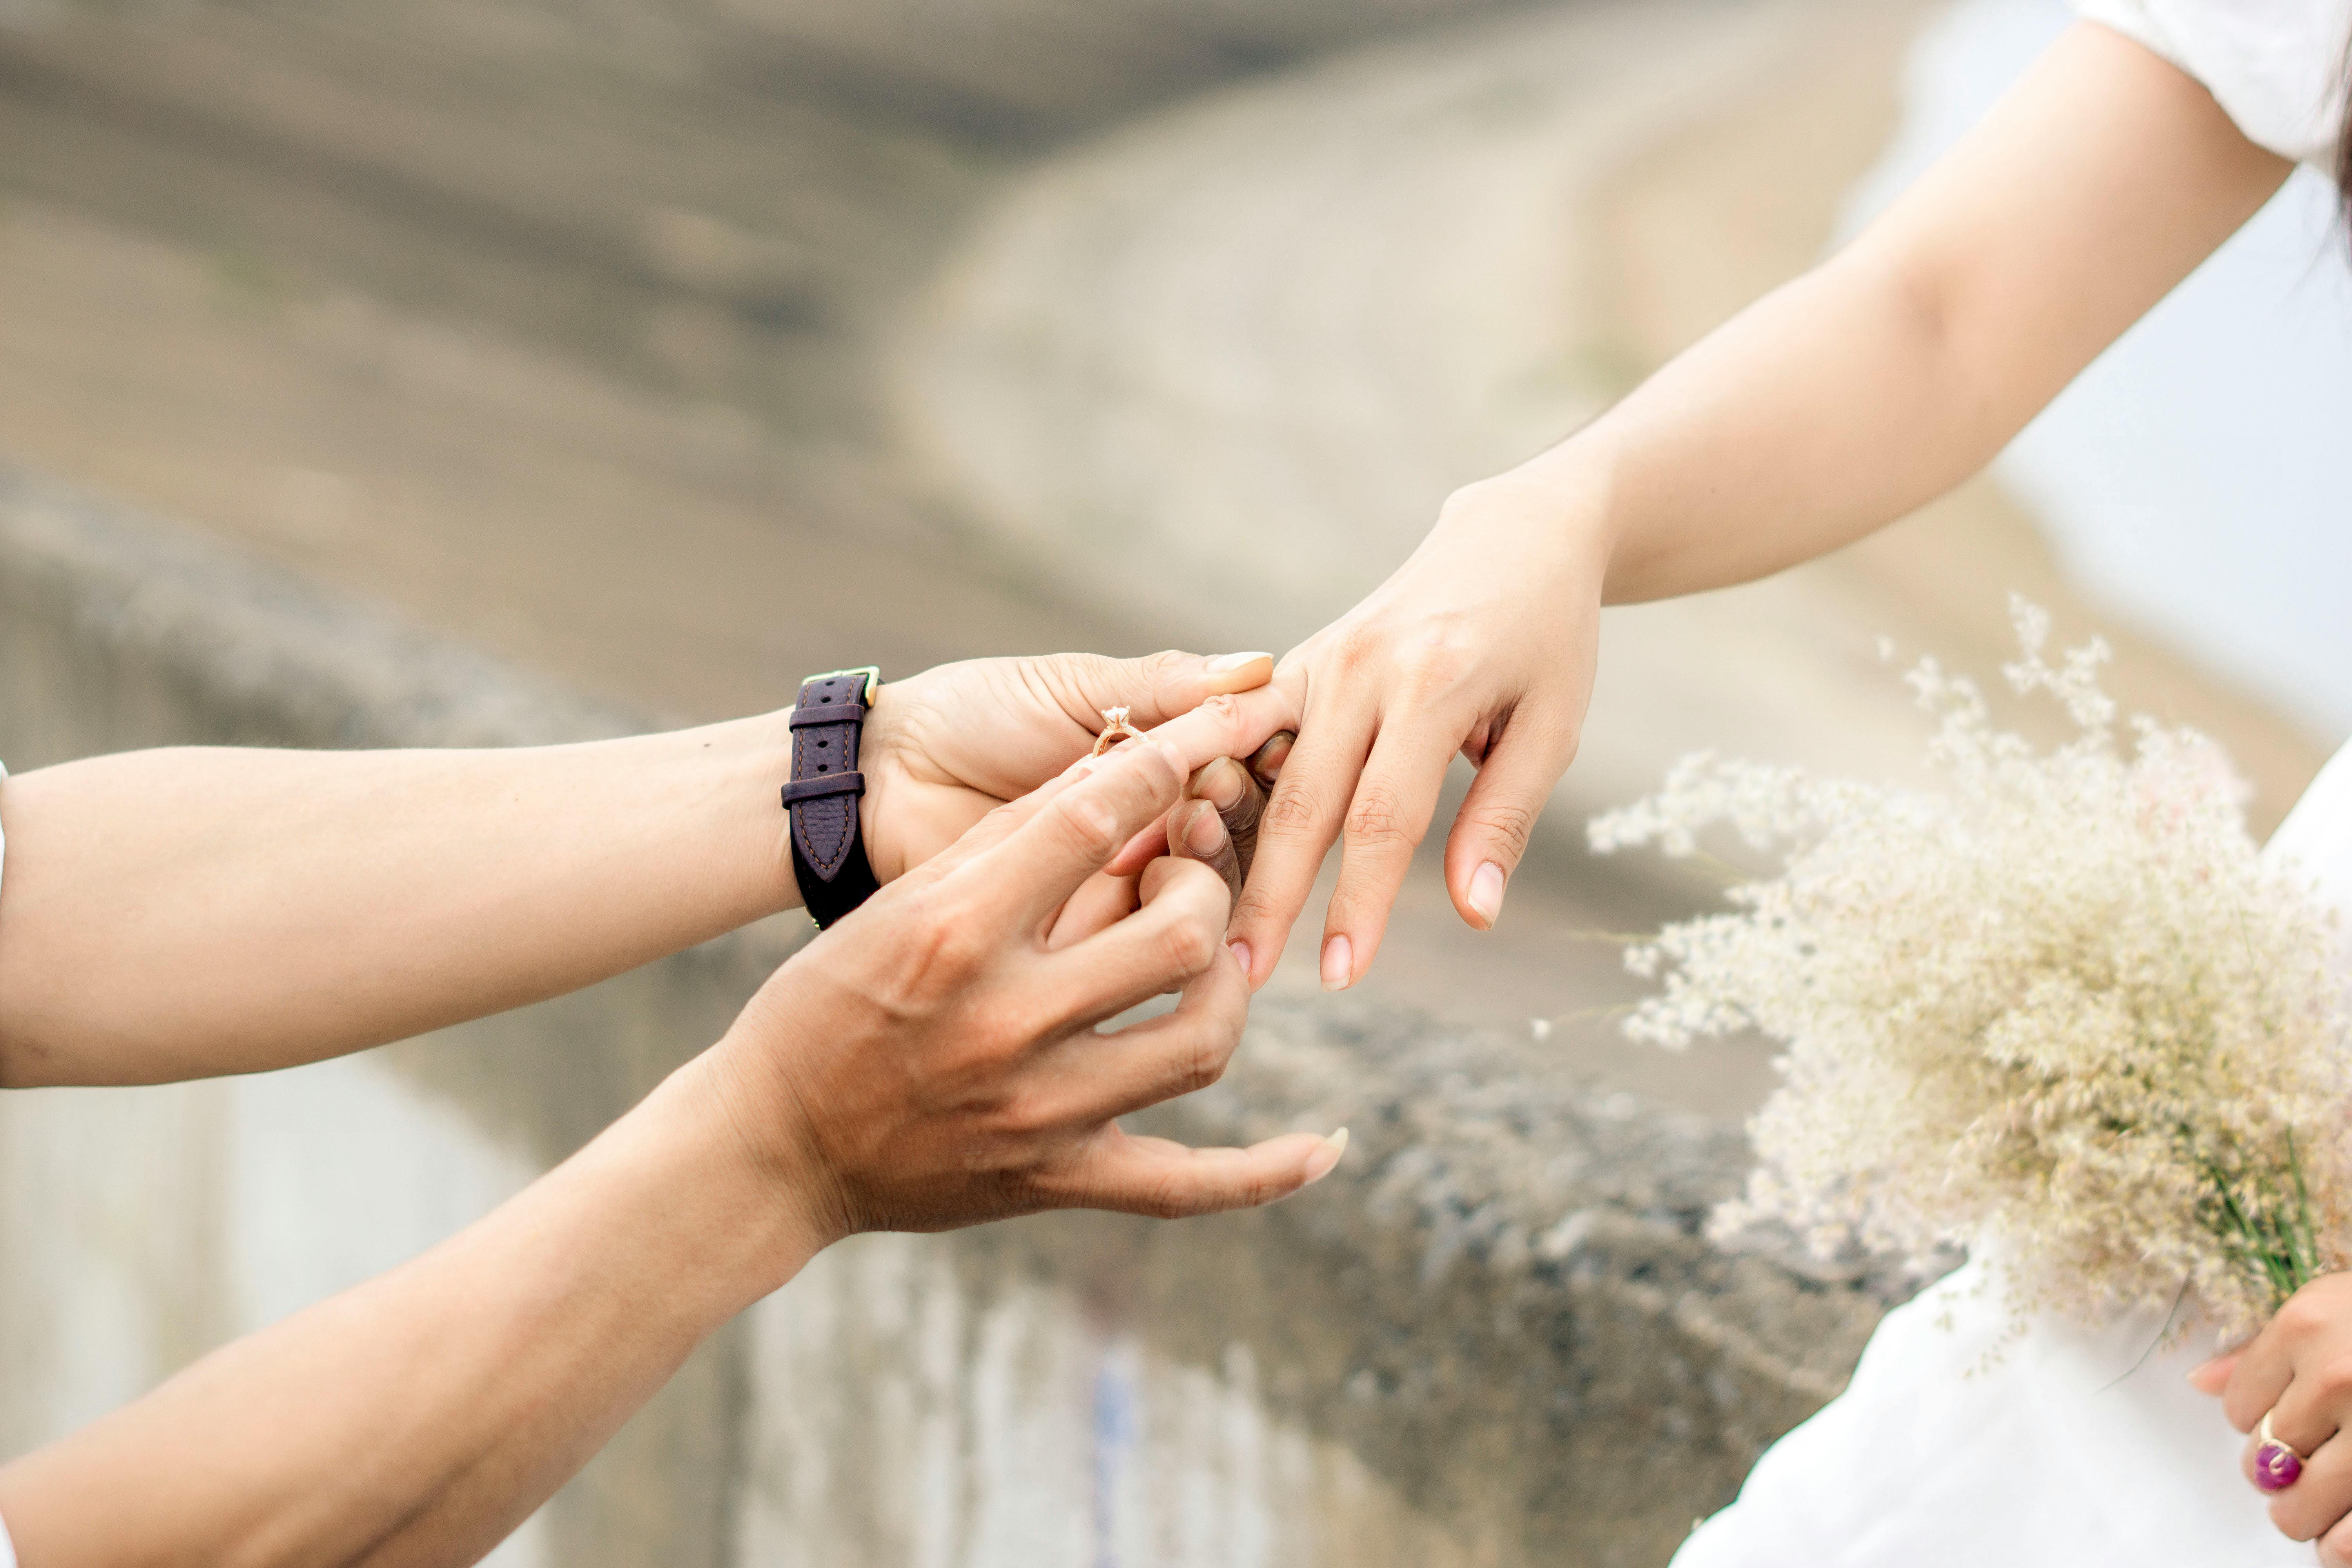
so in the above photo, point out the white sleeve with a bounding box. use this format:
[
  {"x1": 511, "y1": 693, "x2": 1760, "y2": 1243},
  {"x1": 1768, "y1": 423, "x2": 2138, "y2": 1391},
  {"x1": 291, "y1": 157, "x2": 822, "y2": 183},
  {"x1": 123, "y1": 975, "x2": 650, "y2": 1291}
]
[
  {"x1": 2071, "y1": 0, "x2": 2189, "y2": 72},
  {"x1": 0, "y1": 1503, "x2": 18, "y2": 1568},
  {"x1": 2069, "y1": 0, "x2": 2352, "y2": 168}
]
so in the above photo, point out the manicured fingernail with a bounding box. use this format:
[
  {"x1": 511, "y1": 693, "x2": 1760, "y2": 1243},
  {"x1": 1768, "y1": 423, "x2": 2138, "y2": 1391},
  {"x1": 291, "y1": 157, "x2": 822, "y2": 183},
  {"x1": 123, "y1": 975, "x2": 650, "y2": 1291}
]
[
  {"x1": 1198, "y1": 756, "x2": 1247, "y2": 810},
  {"x1": 1468, "y1": 861, "x2": 1507, "y2": 927},
  {"x1": 1320, "y1": 935, "x2": 1352, "y2": 991},
  {"x1": 1183, "y1": 802, "x2": 1225, "y2": 856},
  {"x1": 1304, "y1": 1127, "x2": 1349, "y2": 1185},
  {"x1": 1227, "y1": 939, "x2": 1252, "y2": 976},
  {"x1": 1208, "y1": 650, "x2": 1272, "y2": 673}
]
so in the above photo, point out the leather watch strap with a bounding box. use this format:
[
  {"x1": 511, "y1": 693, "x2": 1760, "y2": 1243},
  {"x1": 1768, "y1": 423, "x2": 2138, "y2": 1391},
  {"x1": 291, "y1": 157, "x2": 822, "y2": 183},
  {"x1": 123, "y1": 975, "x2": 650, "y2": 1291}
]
[{"x1": 786, "y1": 666, "x2": 882, "y2": 928}]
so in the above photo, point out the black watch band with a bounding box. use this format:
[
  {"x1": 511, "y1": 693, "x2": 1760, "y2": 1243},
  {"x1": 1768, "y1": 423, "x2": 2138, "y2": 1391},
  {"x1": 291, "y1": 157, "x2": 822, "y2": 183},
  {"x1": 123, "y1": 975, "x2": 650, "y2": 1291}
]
[{"x1": 785, "y1": 666, "x2": 882, "y2": 929}]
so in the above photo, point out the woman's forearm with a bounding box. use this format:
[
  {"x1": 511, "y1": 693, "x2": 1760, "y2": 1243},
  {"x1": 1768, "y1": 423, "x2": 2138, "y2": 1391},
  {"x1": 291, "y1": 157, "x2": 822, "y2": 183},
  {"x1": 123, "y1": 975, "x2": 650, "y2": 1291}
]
[
  {"x1": 1216, "y1": 24, "x2": 2292, "y2": 984},
  {"x1": 0, "y1": 714, "x2": 800, "y2": 1086},
  {"x1": 0, "y1": 1054, "x2": 819, "y2": 1567},
  {"x1": 1509, "y1": 22, "x2": 2290, "y2": 604}
]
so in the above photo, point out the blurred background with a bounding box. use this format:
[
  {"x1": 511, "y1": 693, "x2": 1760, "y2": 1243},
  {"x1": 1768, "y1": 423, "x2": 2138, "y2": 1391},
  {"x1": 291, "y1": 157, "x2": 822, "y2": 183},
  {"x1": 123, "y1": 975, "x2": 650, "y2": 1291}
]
[
  {"x1": 8, "y1": 0, "x2": 2346, "y2": 1115},
  {"x1": 4, "y1": 0, "x2": 2351, "y2": 1559}
]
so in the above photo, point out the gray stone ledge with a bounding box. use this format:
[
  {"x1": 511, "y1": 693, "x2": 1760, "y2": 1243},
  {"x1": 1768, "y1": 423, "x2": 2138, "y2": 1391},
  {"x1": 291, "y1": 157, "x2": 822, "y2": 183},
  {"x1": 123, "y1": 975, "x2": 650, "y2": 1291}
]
[{"x1": 0, "y1": 462, "x2": 637, "y2": 762}]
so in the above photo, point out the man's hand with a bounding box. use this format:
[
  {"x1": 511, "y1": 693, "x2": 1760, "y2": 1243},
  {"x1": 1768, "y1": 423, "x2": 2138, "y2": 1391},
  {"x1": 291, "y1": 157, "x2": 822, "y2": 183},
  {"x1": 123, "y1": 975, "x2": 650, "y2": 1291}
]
[
  {"x1": 2193, "y1": 1274, "x2": 2352, "y2": 1562},
  {"x1": 1052, "y1": 733, "x2": 1290, "y2": 955},
  {"x1": 0, "y1": 720, "x2": 1336, "y2": 1568},
  {"x1": 857, "y1": 650, "x2": 1276, "y2": 883},
  {"x1": 711, "y1": 731, "x2": 1345, "y2": 1236}
]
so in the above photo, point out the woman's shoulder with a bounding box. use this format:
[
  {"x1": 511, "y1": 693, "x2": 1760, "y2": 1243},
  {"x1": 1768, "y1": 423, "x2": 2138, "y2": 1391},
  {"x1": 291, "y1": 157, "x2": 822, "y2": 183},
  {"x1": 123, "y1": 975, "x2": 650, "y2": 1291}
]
[{"x1": 2073, "y1": 0, "x2": 2351, "y2": 167}]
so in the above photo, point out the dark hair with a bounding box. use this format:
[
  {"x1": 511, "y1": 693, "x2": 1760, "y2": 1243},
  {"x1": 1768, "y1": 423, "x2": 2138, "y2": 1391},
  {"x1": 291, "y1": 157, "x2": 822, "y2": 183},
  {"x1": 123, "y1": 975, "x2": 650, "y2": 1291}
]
[
  {"x1": 2342, "y1": 98, "x2": 2351, "y2": 222},
  {"x1": 2343, "y1": 48, "x2": 2352, "y2": 230}
]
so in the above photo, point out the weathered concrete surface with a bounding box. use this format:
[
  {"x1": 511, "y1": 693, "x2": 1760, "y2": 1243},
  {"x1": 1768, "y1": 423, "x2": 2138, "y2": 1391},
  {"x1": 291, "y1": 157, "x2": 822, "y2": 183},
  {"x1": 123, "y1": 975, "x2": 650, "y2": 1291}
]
[{"x1": 0, "y1": 466, "x2": 1892, "y2": 1563}]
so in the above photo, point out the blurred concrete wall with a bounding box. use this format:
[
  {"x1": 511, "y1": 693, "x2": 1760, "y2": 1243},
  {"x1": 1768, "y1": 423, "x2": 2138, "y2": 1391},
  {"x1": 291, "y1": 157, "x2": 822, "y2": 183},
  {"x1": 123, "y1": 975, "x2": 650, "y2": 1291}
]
[{"x1": 0, "y1": 468, "x2": 1894, "y2": 1565}]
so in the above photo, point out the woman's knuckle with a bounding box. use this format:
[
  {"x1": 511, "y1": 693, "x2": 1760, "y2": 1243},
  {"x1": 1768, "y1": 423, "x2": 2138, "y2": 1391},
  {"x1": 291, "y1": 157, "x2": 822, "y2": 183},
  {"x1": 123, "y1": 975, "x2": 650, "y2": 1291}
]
[
  {"x1": 1230, "y1": 885, "x2": 1284, "y2": 930},
  {"x1": 1345, "y1": 782, "x2": 1419, "y2": 849},
  {"x1": 1333, "y1": 622, "x2": 1388, "y2": 675},
  {"x1": 1263, "y1": 780, "x2": 1324, "y2": 837},
  {"x1": 1465, "y1": 799, "x2": 1536, "y2": 860},
  {"x1": 1396, "y1": 637, "x2": 1473, "y2": 697},
  {"x1": 2280, "y1": 1296, "x2": 2331, "y2": 1338}
]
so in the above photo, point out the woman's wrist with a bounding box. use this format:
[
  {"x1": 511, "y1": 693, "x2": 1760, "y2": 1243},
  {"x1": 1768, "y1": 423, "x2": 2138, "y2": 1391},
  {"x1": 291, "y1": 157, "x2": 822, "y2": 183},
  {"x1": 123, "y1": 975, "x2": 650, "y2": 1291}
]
[{"x1": 1434, "y1": 455, "x2": 1619, "y2": 601}]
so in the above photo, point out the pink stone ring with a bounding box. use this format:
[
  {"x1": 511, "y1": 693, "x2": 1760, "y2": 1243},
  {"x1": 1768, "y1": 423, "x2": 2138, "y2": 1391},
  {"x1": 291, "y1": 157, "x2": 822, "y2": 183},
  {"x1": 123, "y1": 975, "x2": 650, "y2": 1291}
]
[{"x1": 2256, "y1": 1411, "x2": 2307, "y2": 1492}]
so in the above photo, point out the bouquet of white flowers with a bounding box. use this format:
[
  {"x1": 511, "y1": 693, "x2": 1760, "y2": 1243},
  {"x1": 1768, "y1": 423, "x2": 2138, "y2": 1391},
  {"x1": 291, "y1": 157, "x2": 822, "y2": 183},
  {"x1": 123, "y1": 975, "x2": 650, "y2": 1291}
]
[{"x1": 1590, "y1": 600, "x2": 2352, "y2": 1339}]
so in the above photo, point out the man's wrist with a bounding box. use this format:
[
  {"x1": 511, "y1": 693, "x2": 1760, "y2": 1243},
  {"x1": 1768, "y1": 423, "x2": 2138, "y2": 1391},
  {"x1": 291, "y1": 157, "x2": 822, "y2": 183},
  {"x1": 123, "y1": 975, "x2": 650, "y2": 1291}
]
[{"x1": 622, "y1": 1046, "x2": 841, "y2": 1306}]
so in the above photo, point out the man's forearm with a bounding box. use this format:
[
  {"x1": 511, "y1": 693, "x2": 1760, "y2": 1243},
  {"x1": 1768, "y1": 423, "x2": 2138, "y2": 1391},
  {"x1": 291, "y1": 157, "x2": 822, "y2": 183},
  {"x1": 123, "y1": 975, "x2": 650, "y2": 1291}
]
[
  {"x1": 0, "y1": 1052, "x2": 820, "y2": 1567},
  {"x1": 0, "y1": 715, "x2": 800, "y2": 1086}
]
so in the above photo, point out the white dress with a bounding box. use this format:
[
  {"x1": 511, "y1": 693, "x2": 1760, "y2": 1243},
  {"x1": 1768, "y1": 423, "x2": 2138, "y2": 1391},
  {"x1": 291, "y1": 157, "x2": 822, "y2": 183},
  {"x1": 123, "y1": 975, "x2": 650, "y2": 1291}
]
[
  {"x1": 1673, "y1": 737, "x2": 2352, "y2": 1566},
  {"x1": 1672, "y1": 9, "x2": 2352, "y2": 1562}
]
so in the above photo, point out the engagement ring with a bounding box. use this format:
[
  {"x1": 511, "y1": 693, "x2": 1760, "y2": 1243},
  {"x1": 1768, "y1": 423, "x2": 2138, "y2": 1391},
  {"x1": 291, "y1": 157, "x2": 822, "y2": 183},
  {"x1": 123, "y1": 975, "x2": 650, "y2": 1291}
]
[{"x1": 1091, "y1": 706, "x2": 1146, "y2": 757}]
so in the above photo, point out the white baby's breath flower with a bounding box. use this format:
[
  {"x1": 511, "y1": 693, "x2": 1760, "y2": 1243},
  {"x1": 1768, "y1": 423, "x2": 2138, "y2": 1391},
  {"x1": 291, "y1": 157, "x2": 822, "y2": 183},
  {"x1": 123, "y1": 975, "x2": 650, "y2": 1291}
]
[{"x1": 1592, "y1": 605, "x2": 2352, "y2": 1338}]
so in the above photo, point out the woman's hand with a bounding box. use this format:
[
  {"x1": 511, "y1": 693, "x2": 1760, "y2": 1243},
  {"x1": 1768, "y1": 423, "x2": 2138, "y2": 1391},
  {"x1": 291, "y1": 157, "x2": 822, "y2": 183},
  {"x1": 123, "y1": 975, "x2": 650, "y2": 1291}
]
[
  {"x1": 1225, "y1": 477, "x2": 1605, "y2": 991},
  {"x1": 2192, "y1": 1274, "x2": 2352, "y2": 1562},
  {"x1": 858, "y1": 649, "x2": 1273, "y2": 883}
]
